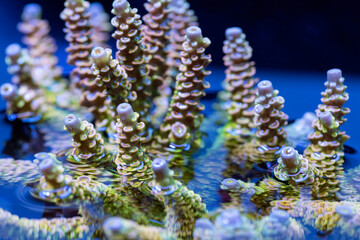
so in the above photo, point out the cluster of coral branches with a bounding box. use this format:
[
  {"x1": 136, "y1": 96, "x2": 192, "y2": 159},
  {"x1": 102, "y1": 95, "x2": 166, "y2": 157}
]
[{"x1": 0, "y1": 0, "x2": 356, "y2": 239}]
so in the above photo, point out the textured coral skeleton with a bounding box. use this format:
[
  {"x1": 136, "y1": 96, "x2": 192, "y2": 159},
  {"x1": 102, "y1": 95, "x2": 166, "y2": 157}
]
[{"x1": 0, "y1": 0, "x2": 357, "y2": 239}]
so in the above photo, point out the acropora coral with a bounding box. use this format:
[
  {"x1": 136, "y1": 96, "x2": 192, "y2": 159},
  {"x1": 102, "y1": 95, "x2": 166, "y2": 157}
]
[
  {"x1": 304, "y1": 69, "x2": 349, "y2": 199},
  {"x1": 111, "y1": 0, "x2": 153, "y2": 135},
  {"x1": 155, "y1": 26, "x2": 211, "y2": 148},
  {"x1": 18, "y1": 3, "x2": 63, "y2": 89},
  {"x1": 232, "y1": 80, "x2": 289, "y2": 165},
  {"x1": 0, "y1": 1, "x2": 356, "y2": 240},
  {"x1": 114, "y1": 103, "x2": 153, "y2": 190},
  {"x1": 223, "y1": 27, "x2": 258, "y2": 143},
  {"x1": 274, "y1": 146, "x2": 321, "y2": 187}
]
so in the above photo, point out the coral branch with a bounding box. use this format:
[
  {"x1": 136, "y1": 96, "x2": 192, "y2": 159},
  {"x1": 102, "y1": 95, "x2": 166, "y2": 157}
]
[
  {"x1": 221, "y1": 178, "x2": 261, "y2": 210},
  {"x1": 64, "y1": 114, "x2": 111, "y2": 169},
  {"x1": 302, "y1": 69, "x2": 349, "y2": 199},
  {"x1": 61, "y1": 0, "x2": 111, "y2": 129},
  {"x1": 254, "y1": 80, "x2": 288, "y2": 146},
  {"x1": 18, "y1": 4, "x2": 57, "y2": 61},
  {"x1": 151, "y1": 158, "x2": 207, "y2": 239},
  {"x1": 319, "y1": 69, "x2": 350, "y2": 126},
  {"x1": 223, "y1": 27, "x2": 258, "y2": 142},
  {"x1": 237, "y1": 80, "x2": 288, "y2": 164},
  {"x1": 60, "y1": 0, "x2": 92, "y2": 86},
  {"x1": 156, "y1": 26, "x2": 211, "y2": 148},
  {"x1": 114, "y1": 103, "x2": 153, "y2": 189},
  {"x1": 91, "y1": 47, "x2": 131, "y2": 109},
  {"x1": 142, "y1": 0, "x2": 172, "y2": 98},
  {"x1": 0, "y1": 208, "x2": 92, "y2": 240},
  {"x1": 33, "y1": 155, "x2": 73, "y2": 202},
  {"x1": 257, "y1": 209, "x2": 305, "y2": 239},
  {"x1": 18, "y1": 3, "x2": 62, "y2": 88},
  {"x1": 274, "y1": 146, "x2": 322, "y2": 188},
  {"x1": 111, "y1": 0, "x2": 153, "y2": 131},
  {"x1": 304, "y1": 110, "x2": 345, "y2": 198},
  {"x1": 5, "y1": 44, "x2": 36, "y2": 88},
  {"x1": 167, "y1": 0, "x2": 198, "y2": 85},
  {"x1": 1, "y1": 83, "x2": 44, "y2": 120}
]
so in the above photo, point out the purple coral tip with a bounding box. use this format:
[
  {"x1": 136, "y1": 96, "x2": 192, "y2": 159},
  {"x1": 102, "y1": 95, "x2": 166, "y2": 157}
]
[
  {"x1": 152, "y1": 158, "x2": 169, "y2": 182},
  {"x1": 215, "y1": 208, "x2": 242, "y2": 227},
  {"x1": 225, "y1": 27, "x2": 242, "y2": 39},
  {"x1": 186, "y1": 26, "x2": 203, "y2": 42},
  {"x1": 171, "y1": 122, "x2": 187, "y2": 139},
  {"x1": 257, "y1": 80, "x2": 273, "y2": 96},
  {"x1": 39, "y1": 157, "x2": 54, "y2": 174},
  {"x1": 6, "y1": 44, "x2": 21, "y2": 59},
  {"x1": 113, "y1": 0, "x2": 128, "y2": 13},
  {"x1": 280, "y1": 146, "x2": 297, "y2": 163},
  {"x1": 269, "y1": 209, "x2": 290, "y2": 222},
  {"x1": 335, "y1": 206, "x2": 355, "y2": 220},
  {"x1": 195, "y1": 218, "x2": 214, "y2": 229},
  {"x1": 117, "y1": 103, "x2": 134, "y2": 124},
  {"x1": 222, "y1": 178, "x2": 240, "y2": 189},
  {"x1": 22, "y1": 3, "x2": 42, "y2": 21},
  {"x1": 1, "y1": 83, "x2": 17, "y2": 101},
  {"x1": 34, "y1": 152, "x2": 51, "y2": 161},
  {"x1": 327, "y1": 68, "x2": 342, "y2": 83},
  {"x1": 318, "y1": 111, "x2": 333, "y2": 127},
  {"x1": 91, "y1": 47, "x2": 110, "y2": 66},
  {"x1": 64, "y1": 114, "x2": 81, "y2": 132},
  {"x1": 103, "y1": 217, "x2": 123, "y2": 235}
]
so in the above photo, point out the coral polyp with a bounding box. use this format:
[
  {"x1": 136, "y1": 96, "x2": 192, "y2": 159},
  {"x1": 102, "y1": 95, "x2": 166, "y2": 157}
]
[{"x1": 0, "y1": 1, "x2": 358, "y2": 239}]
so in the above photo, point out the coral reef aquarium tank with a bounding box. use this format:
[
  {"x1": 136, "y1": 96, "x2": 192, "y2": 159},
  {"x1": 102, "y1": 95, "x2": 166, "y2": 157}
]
[{"x1": 1, "y1": 0, "x2": 360, "y2": 239}]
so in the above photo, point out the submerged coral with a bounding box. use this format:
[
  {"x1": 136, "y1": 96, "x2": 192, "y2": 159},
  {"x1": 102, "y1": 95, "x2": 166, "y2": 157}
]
[
  {"x1": 155, "y1": 26, "x2": 211, "y2": 148},
  {"x1": 223, "y1": 27, "x2": 258, "y2": 143},
  {"x1": 0, "y1": 1, "x2": 356, "y2": 240}
]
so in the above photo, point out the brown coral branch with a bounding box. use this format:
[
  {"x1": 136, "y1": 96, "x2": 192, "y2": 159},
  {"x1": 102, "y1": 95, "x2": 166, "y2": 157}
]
[
  {"x1": 114, "y1": 103, "x2": 153, "y2": 189},
  {"x1": 111, "y1": 0, "x2": 154, "y2": 138},
  {"x1": 18, "y1": 3, "x2": 60, "y2": 80},
  {"x1": 319, "y1": 69, "x2": 350, "y2": 126},
  {"x1": 223, "y1": 27, "x2": 258, "y2": 142},
  {"x1": 167, "y1": 0, "x2": 198, "y2": 86},
  {"x1": 156, "y1": 26, "x2": 211, "y2": 148},
  {"x1": 142, "y1": 0, "x2": 172, "y2": 98},
  {"x1": 64, "y1": 114, "x2": 111, "y2": 168},
  {"x1": 60, "y1": 0, "x2": 93, "y2": 83},
  {"x1": 91, "y1": 47, "x2": 131, "y2": 110},
  {"x1": 303, "y1": 69, "x2": 350, "y2": 199},
  {"x1": 61, "y1": 0, "x2": 111, "y2": 129},
  {"x1": 304, "y1": 111, "x2": 345, "y2": 199},
  {"x1": 236, "y1": 80, "x2": 288, "y2": 164}
]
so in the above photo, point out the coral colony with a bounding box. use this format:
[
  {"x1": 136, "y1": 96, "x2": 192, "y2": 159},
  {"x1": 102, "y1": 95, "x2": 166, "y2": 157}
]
[{"x1": 0, "y1": 0, "x2": 358, "y2": 239}]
